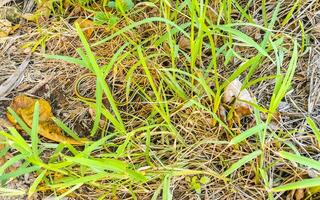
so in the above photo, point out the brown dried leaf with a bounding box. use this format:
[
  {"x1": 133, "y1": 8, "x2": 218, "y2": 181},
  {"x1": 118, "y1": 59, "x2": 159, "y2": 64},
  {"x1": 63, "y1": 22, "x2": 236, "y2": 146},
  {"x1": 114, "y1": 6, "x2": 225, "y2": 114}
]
[
  {"x1": 294, "y1": 189, "x2": 305, "y2": 200},
  {"x1": 6, "y1": 95, "x2": 86, "y2": 145},
  {"x1": 223, "y1": 78, "x2": 254, "y2": 117},
  {"x1": 74, "y1": 18, "x2": 95, "y2": 38},
  {"x1": 178, "y1": 37, "x2": 190, "y2": 50}
]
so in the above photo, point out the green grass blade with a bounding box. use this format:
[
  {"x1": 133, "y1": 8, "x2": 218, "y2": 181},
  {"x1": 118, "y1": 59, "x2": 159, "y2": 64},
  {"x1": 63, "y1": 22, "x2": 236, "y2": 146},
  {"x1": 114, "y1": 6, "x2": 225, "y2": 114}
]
[
  {"x1": 279, "y1": 151, "x2": 320, "y2": 171},
  {"x1": 56, "y1": 184, "x2": 82, "y2": 200},
  {"x1": 272, "y1": 178, "x2": 320, "y2": 192},
  {"x1": 163, "y1": 175, "x2": 172, "y2": 200},
  {"x1": 52, "y1": 117, "x2": 81, "y2": 140},
  {"x1": 229, "y1": 123, "x2": 266, "y2": 145},
  {"x1": 50, "y1": 173, "x2": 108, "y2": 189},
  {"x1": 43, "y1": 54, "x2": 87, "y2": 68},
  {"x1": 75, "y1": 23, "x2": 125, "y2": 131},
  {"x1": 214, "y1": 25, "x2": 271, "y2": 61},
  {"x1": 7, "y1": 108, "x2": 31, "y2": 134},
  {"x1": 7, "y1": 128, "x2": 31, "y2": 154},
  {"x1": 0, "y1": 153, "x2": 27, "y2": 175},
  {"x1": 223, "y1": 150, "x2": 262, "y2": 177},
  {"x1": 31, "y1": 101, "x2": 40, "y2": 159},
  {"x1": 28, "y1": 169, "x2": 47, "y2": 198},
  {"x1": 306, "y1": 117, "x2": 320, "y2": 145},
  {"x1": 65, "y1": 156, "x2": 127, "y2": 173},
  {"x1": 0, "y1": 166, "x2": 40, "y2": 181}
]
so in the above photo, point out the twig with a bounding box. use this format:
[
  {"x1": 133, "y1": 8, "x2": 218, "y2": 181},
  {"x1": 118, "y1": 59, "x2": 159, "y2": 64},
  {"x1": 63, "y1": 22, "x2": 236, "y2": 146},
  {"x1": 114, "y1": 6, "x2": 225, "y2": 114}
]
[{"x1": 0, "y1": 56, "x2": 30, "y2": 99}]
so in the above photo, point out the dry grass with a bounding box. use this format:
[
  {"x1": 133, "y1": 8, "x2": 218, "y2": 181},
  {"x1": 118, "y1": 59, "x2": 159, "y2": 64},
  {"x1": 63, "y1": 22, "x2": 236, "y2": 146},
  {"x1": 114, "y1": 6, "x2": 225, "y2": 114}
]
[{"x1": 0, "y1": 0, "x2": 320, "y2": 199}]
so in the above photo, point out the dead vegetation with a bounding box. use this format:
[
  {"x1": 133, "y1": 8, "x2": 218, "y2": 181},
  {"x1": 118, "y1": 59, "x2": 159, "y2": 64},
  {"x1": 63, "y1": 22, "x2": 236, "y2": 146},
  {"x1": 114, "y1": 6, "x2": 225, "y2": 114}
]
[{"x1": 0, "y1": 0, "x2": 320, "y2": 199}]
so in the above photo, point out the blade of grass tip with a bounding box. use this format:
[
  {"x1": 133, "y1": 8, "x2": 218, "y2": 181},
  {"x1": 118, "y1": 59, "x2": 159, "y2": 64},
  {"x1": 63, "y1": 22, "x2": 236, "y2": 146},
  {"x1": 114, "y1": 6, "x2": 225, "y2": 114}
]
[
  {"x1": 0, "y1": 154, "x2": 27, "y2": 175},
  {"x1": 50, "y1": 173, "x2": 109, "y2": 189},
  {"x1": 52, "y1": 117, "x2": 81, "y2": 141},
  {"x1": 261, "y1": 0, "x2": 267, "y2": 26},
  {"x1": 31, "y1": 101, "x2": 40, "y2": 160},
  {"x1": 0, "y1": 145, "x2": 9, "y2": 158},
  {"x1": 213, "y1": 25, "x2": 272, "y2": 61},
  {"x1": 80, "y1": 133, "x2": 117, "y2": 157},
  {"x1": 7, "y1": 128, "x2": 31, "y2": 154},
  {"x1": 298, "y1": 20, "x2": 305, "y2": 53},
  {"x1": 125, "y1": 61, "x2": 141, "y2": 101},
  {"x1": 281, "y1": 0, "x2": 301, "y2": 27},
  {"x1": 229, "y1": 123, "x2": 267, "y2": 145},
  {"x1": 0, "y1": 166, "x2": 40, "y2": 182},
  {"x1": 306, "y1": 117, "x2": 320, "y2": 145},
  {"x1": 65, "y1": 156, "x2": 127, "y2": 173},
  {"x1": 223, "y1": 150, "x2": 262, "y2": 177},
  {"x1": 271, "y1": 177, "x2": 320, "y2": 192},
  {"x1": 43, "y1": 54, "x2": 87, "y2": 69},
  {"x1": 163, "y1": 175, "x2": 172, "y2": 200},
  {"x1": 151, "y1": 183, "x2": 162, "y2": 200},
  {"x1": 28, "y1": 169, "x2": 47, "y2": 199},
  {"x1": 279, "y1": 151, "x2": 320, "y2": 171},
  {"x1": 56, "y1": 183, "x2": 82, "y2": 200},
  {"x1": 7, "y1": 107, "x2": 31, "y2": 134}
]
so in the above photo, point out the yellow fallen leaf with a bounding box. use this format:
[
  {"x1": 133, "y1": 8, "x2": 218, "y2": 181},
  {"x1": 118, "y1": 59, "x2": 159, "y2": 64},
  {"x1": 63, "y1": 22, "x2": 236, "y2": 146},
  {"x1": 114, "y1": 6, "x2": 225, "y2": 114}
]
[
  {"x1": 6, "y1": 95, "x2": 86, "y2": 145},
  {"x1": 74, "y1": 18, "x2": 95, "y2": 38},
  {"x1": 0, "y1": 19, "x2": 12, "y2": 37},
  {"x1": 223, "y1": 78, "x2": 254, "y2": 118}
]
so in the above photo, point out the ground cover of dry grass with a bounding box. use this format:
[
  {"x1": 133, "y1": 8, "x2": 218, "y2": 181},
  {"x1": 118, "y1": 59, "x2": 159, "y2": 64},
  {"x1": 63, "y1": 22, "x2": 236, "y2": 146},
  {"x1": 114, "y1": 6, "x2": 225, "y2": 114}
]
[{"x1": 0, "y1": 0, "x2": 320, "y2": 199}]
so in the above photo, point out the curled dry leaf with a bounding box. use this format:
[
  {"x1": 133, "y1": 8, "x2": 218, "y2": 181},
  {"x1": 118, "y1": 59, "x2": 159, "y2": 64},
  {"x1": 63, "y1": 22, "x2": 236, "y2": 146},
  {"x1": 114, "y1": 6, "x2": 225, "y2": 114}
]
[
  {"x1": 178, "y1": 37, "x2": 190, "y2": 50},
  {"x1": 74, "y1": 18, "x2": 95, "y2": 38},
  {"x1": 6, "y1": 95, "x2": 86, "y2": 145},
  {"x1": 0, "y1": 19, "x2": 19, "y2": 38},
  {"x1": 223, "y1": 78, "x2": 254, "y2": 118}
]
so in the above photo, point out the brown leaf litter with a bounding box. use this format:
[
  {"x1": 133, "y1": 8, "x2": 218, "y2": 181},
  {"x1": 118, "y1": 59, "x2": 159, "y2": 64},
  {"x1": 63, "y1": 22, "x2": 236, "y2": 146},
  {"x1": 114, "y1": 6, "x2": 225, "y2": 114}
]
[
  {"x1": 6, "y1": 95, "x2": 87, "y2": 145},
  {"x1": 222, "y1": 78, "x2": 254, "y2": 126}
]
